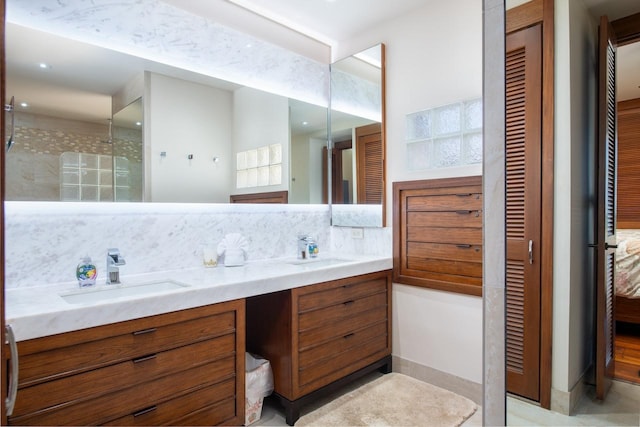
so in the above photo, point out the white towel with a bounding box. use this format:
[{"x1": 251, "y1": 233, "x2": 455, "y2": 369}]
[{"x1": 217, "y1": 233, "x2": 248, "y2": 266}]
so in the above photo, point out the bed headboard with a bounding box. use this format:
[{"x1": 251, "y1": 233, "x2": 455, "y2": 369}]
[{"x1": 617, "y1": 98, "x2": 640, "y2": 229}]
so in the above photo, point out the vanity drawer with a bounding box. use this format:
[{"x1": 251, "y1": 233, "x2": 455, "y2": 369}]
[
  {"x1": 298, "y1": 291, "x2": 387, "y2": 331},
  {"x1": 12, "y1": 334, "x2": 236, "y2": 417},
  {"x1": 11, "y1": 355, "x2": 237, "y2": 426},
  {"x1": 298, "y1": 305, "x2": 387, "y2": 350},
  {"x1": 296, "y1": 273, "x2": 388, "y2": 312},
  {"x1": 18, "y1": 309, "x2": 236, "y2": 387},
  {"x1": 103, "y1": 379, "x2": 236, "y2": 426},
  {"x1": 298, "y1": 334, "x2": 388, "y2": 389},
  {"x1": 298, "y1": 320, "x2": 388, "y2": 369}
]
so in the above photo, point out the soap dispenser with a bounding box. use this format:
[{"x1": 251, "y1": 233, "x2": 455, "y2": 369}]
[{"x1": 76, "y1": 255, "x2": 97, "y2": 288}]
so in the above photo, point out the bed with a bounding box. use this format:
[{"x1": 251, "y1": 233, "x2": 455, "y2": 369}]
[{"x1": 615, "y1": 229, "x2": 640, "y2": 324}]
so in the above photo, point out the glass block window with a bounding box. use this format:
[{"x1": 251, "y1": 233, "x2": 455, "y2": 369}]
[
  {"x1": 60, "y1": 152, "x2": 129, "y2": 202},
  {"x1": 236, "y1": 143, "x2": 282, "y2": 188},
  {"x1": 406, "y1": 98, "x2": 482, "y2": 170}
]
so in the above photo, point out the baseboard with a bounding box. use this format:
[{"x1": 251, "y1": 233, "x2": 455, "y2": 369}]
[
  {"x1": 550, "y1": 374, "x2": 588, "y2": 415},
  {"x1": 392, "y1": 355, "x2": 482, "y2": 405}
]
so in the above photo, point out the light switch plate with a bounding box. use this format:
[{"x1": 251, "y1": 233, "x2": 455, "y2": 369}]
[{"x1": 351, "y1": 227, "x2": 364, "y2": 239}]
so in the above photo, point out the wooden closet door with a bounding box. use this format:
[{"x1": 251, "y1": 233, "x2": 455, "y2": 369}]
[
  {"x1": 595, "y1": 14, "x2": 617, "y2": 401},
  {"x1": 505, "y1": 23, "x2": 542, "y2": 401}
]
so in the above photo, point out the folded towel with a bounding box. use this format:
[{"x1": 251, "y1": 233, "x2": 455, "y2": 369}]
[{"x1": 217, "y1": 233, "x2": 248, "y2": 266}]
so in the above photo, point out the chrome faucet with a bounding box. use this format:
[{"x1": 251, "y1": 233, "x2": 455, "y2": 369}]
[
  {"x1": 298, "y1": 235, "x2": 310, "y2": 259},
  {"x1": 106, "y1": 248, "x2": 126, "y2": 284}
]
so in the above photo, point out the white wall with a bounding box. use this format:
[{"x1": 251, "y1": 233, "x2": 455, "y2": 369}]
[
  {"x1": 553, "y1": 0, "x2": 599, "y2": 395},
  {"x1": 335, "y1": 0, "x2": 483, "y2": 384},
  {"x1": 290, "y1": 134, "x2": 326, "y2": 204},
  {"x1": 290, "y1": 133, "x2": 311, "y2": 203},
  {"x1": 145, "y1": 72, "x2": 233, "y2": 202},
  {"x1": 232, "y1": 87, "x2": 290, "y2": 195}
]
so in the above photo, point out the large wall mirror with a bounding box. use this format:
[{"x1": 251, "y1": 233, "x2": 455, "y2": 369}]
[
  {"x1": 4, "y1": 2, "x2": 385, "y2": 227},
  {"x1": 329, "y1": 44, "x2": 386, "y2": 227},
  {"x1": 4, "y1": 22, "x2": 328, "y2": 204}
]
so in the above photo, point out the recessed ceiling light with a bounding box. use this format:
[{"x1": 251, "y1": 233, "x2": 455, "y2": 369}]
[
  {"x1": 39, "y1": 62, "x2": 51, "y2": 69},
  {"x1": 302, "y1": 121, "x2": 309, "y2": 126},
  {"x1": 20, "y1": 102, "x2": 28, "y2": 108},
  {"x1": 135, "y1": 121, "x2": 142, "y2": 126}
]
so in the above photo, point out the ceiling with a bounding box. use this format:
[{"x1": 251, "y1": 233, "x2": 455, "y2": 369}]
[{"x1": 164, "y1": 0, "x2": 430, "y2": 47}]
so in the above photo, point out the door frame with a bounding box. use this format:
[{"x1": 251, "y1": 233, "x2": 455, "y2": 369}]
[{"x1": 1, "y1": 0, "x2": 6, "y2": 422}]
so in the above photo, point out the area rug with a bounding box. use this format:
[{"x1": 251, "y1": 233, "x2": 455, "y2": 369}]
[{"x1": 296, "y1": 373, "x2": 477, "y2": 426}]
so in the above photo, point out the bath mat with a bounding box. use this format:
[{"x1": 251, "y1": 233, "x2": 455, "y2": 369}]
[{"x1": 296, "y1": 373, "x2": 477, "y2": 426}]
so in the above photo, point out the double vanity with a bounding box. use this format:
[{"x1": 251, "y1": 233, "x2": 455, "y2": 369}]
[{"x1": 5, "y1": 254, "x2": 392, "y2": 426}]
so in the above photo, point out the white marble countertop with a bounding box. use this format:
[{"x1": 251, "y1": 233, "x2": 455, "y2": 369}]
[{"x1": 6, "y1": 254, "x2": 392, "y2": 341}]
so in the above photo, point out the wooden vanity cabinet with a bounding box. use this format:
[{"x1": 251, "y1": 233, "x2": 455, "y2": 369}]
[
  {"x1": 7, "y1": 299, "x2": 245, "y2": 426},
  {"x1": 246, "y1": 271, "x2": 392, "y2": 425}
]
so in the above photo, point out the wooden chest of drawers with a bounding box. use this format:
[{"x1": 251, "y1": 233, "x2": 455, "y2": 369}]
[
  {"x1": 246, "y1": 270, "x2": 392, "y2": 425},
  {"x1": 8, "y1": 300, "x2": 245, "y2": 426},
  {"x1": 393, "y1": 176, "x2": 483, "y2": 296}
]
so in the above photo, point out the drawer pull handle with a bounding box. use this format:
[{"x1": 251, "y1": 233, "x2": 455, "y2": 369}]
[
  {"x1": 5, "y1": 324, "x2": 18, "y2": 417},
  {"x1": 133, "y1": 328, "x2": 157, "y2": 336},
  {"x1": 133, "y1": 354, "x2": 157, "y2": 364},
  {"x1": 456, "y1": 244, "x2": 472, "y2": 249},
  {"x1": 455, "y1": 193, "x2": 473, "y2": 197},
  {"x1": 343, "y1": 333, "x2": 355, "y2": 339},
  {"x1": 456, "y1": 210, "x2": 473, "y2": 215},
  {"x1": 133, "y1": 405, "x2": 157, "y2": 417},
  {"x1": 343, "y1": 300, "x2": 355, "y2": 306}
]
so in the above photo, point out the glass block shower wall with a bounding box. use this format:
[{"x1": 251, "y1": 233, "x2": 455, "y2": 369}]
[
  {"x1": 405, "y1": 98, "x2": 482, "y2": 170},
  {"x1": 5, "y1": 112, "x2": 142, "y2": 201}
]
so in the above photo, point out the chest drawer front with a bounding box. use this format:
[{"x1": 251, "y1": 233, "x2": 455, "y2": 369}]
[
  {"x1": 297, "y1": 276, "x2": 387, "y2": 312},
  {"x1": 299, "y1": 305, "x2": 387, "y2": 350},
  {"x1": 298, "y1": 334, "x2": 388, "y2": 389},
  {"x1": 298, "y1": 321, "x2": 387, "y2": 369},
  {"x1": 299, "y1": 291, "x2": 387, "y2": 331},
  {"x1": 103, "y1": 379, "x2": 236, "y2": 426},
  {"x1": 19, "y1": 311, "x2": 236, "y2": 387},
  {"x1": 169, "y1": 397, "x2": 236, "y2": 426},
  {"x1": 406, "y1": 191, "x2": 482, "y2": 211},
  {"x1": 11, "y1": 355, "x2": 236, "y2": 426},
  {"x1": 13, "y1": 334, "x2": 235, "y2": 417}
]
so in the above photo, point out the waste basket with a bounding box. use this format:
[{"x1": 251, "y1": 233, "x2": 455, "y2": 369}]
[{"x1": 245, "y1": 352, "x2": 274, "y2": 425}]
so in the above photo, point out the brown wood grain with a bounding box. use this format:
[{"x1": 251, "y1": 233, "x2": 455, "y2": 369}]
[
  {"x1": 246, "y1": 271, "x2": 391, "y2": 403},
  {"x1": 230, "y1": 190, "x2": 288, "y2": 203},
  {"x1": 393, "y1": 176, "x2": 482, "y2": 297},
  {"x1": 617, "y1": 98, "x2": 640, "y2": 226},
  {"x1": 8, "y1": 300, "x2": 245, "y2": 426}
]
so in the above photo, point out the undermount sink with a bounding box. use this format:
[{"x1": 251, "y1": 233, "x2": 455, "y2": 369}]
[
  {"x1": 60, "y1": 280, "x2": 189, "y2": 304},
  {"x1": 286, "y1": 258, "x2": 353, "y2": 267}
]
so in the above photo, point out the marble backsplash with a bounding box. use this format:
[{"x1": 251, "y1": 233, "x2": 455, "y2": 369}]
[{"x1": 4, "y1": 202, "x2": 391, "y2": 289}]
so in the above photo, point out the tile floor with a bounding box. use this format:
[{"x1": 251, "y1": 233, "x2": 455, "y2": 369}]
[
  {"x1": 508, "y1": 380, "x2": 640, "y2": 426},
  {"x1": 254, "y1": 373, "x2": 639, "y2": 426}
]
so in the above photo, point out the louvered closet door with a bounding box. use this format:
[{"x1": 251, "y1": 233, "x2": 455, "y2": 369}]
[
  {"x1": 595, "y1": 15, "x2": 617, "y2": 401},
  {"x1": 505, "y1": 23, "x2": 542, "y2": 401},
  {"x1": 356, "y1": 123, "x2": 383, "y2": 204}
]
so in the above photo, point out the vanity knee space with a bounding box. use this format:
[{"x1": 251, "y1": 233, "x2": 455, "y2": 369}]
[{"x1": 245, "y1": 270, "x2": 392, "y2": 425}]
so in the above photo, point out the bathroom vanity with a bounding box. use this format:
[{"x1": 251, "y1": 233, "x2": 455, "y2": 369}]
[
  {"x1": 7, "y1": 301, "x2": 245, "y2": 426},
  {"x1": 247, "y1": 270, "x2": 392, "y2": 425},
  {"x1": 4, "y1": 255, "x2": 391, "y2": 426}
]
